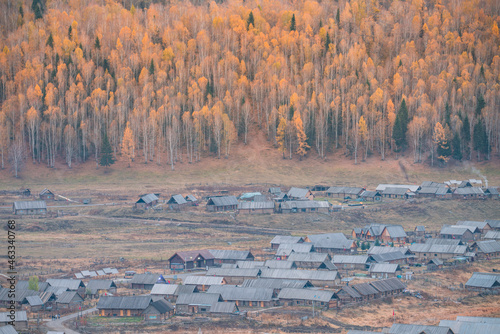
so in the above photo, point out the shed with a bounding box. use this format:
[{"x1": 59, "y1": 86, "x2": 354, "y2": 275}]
[
  {"x1": 278, "y1": 288, "x2": 337, "y2": 309},
  {"x1": 175, "y1": 293, "x2": 222, "y2": 314},
  {"x1": 369, "y1": 263, "x2": 401, "y2": 278},
  {"x1": 13, "y1": 200, "x2": 47, "y2": 215},
  {"x1": 206, "y1": 196, "x2": 238, "y2": 212},
  {"x1": 184, "y1": 195, "x2": 198, "y2": 205},
  {"x1": 465, "y1": 272, "x2": 500, "y2": 290},
  {"x1": 39, "y1": 188, "x2": 55, "y2": 200},
  {"x1": 358, "y1": 190, "x2": 382, "y2": 202},
  {"x1": 286, "y1": 187, "x2": 314, "y2": 200},
  {"x1": 484, "y1": 187, "x2": 499, "y2": 199},
  {"x1": 135, "y1": 193, "x2": 159, "y2": 209},
  {"x1": 369, "y1": 278, "x2": 406, "y2": 297},
  {"x1": 56, "y1": 291, "x2": 84, "y2": 308},
  {"x1": 143, "y1": 299, "x2": 174, "y2": 321},
  {"x1": 130, "y1": 273, "x2": 166, "y2": 290},
  {"x1": 238, "y1": 201, "x2": 275, "y2": 214},
  {"x1": 166, "y1": 194, "x2": 188, "y2": 211}
]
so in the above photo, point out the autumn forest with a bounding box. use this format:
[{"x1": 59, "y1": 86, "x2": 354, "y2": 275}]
[{"x1": 0, "y1": 0, "x2": 499, "y2": 176}]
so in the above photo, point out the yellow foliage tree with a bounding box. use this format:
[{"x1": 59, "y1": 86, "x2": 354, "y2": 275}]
[
  {"x1": 276, "y1": 116, "x2": 286, "y2": 158},
  {"x1": 121, "y1": 122, "x2": 135, "y2": 167},
  {"x1": 294, "y1": 111, "x2": 309, "y2": 160}
]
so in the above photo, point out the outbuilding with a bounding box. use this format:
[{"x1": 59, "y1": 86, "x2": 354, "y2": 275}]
[{"x1": 13, "y1": 201, "x2": 47, "y2": 215}]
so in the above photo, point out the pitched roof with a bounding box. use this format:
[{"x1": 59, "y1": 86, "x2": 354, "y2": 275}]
[
  {"x1": 264, "y1": 260, "x2": 296, "y2": 269},
  {"x1": 130, "y1": 273, "x2": 165, "y2": 285},
  {"x1": 13, "y1": 200, "x2": 47, "y2": 210},
  {"x1": 0, "y1": 326, "x2": 18, "y2": 334},
  {"x1": 307, "y1": 233, "x2": 349, "y2": 249},
  {"x1": 339, "y1": 285, "x2": 362, "y2": 299},
  {"x1": 46, "y1": 279, "x2": 84, "y2": 290},
  {"x1": 352, "y1": 282, "x2": 378, "y2": 296},
  {"x1": 239, "y1": 192, "x2": 262, "y2": 199},
  {"x1": 210, "y1": 302, "x2": 238, "y2": 314},
  {"x1": 371, "y1": 251, "x2": 407, "y2": 263},
  {"x1": 260, "y1": 269, "x2": 339, "y2": 282},
  {"x1": 56, "y1": 291, "x2": 83, "y2": 304},
  {"x1": 175, "y1": 293, "x2": 221, "y2": 306},
  {"x1": 170, "y1": 250, "x2": 215, "y2": 262},
  {"x1": 369, "y1": 278, "x2": 406, "y2": 292},
  {"x1": 238, "y1": 201, "x2": 274, "y2": 209},
  {"x1": 276, "y1": 243, "x2": 314, "y2": 256},
  {"x1": 439, "y1": 320, "x2": 500, "y2": 334},
  {"x1": 456, "y1": 221, "x2": 489, "y2": 229},
  {"x1": 382, "y1": 187, "x2": 410, "y2": 195},
  {"x1": 326, "y1": 186, "x2": 364, "y2": 195},
  {"x1": 185, "y1": 195, "x2": 198, "y2": 202},
  {"x1": 388, "y1": 324, "x2": 453, "y2": 334},
  {"x1": 287, "y1": 187, "x2": 311, "y2": 199},
  {"x1": 207, "y1": 285, "x2": 274, "y2": 302},
  {"x1": 484, "y1": 231, "x2": 500, "y2": 240},
  {"x1": 369, "y1": 263, "x2": 400, "y2": 273},
  {"x1": 453, "y1": 187, "x2": 484, "y2": 195},
  {"x1": 465, "y1": 272, "x2": 500, "y2": 288},
  {"x1": 278, "y1": 288, "x2": 335, "y2": 303},
  {"x1": 167, "y1": 194, "x2": 187, "y2": 205},
  {"x1": 269, "y1": 187, "x2": 281, "y2": 194},
  {"x1": 86, "y1": 280, "x2": 117, "y2": 294},
  {"x1": 207, "y1": 196, "x2": 238, "y2": 206},
  {"x1": 241, "y1": 278, "x2": 312, "y2": 290},
  {"x1": 151, "y1": 284, "x2": 178, "y2": 295},
  {"x1": 26, "y1": 295, "x2": 44, "y2": 306},
  {"x1": 440, "y1": 226, "x2": 473, "y2": 236},
  {"x1": 368, "y1": 246, "x2": 409, "y2": 255},
  {"x1": 475, "y1": 240, "x2": 500, "y2": 254},
  {"x1": 287, "y1": 252, "x2": 330, "y2": 263},
  {"x1": 359, "y1": 190, "x2": 381, "y2": 198},
  {"x1": 16, "y1": 280, "x2": 50, "y2": 292},
  {"x1": 485, "y1": 220, "x2": 500, "y2": 229},
  {"x1": 409, "y1": 243, "x2": 468, "y2": 255},
  {"x1": 149, "y1": 299, "x2": 174, "y2": 314},
  {"x1": 206, "y1": 268, "x2": 260, "y2": 278},
  {"x1": 384, "y1": 225, "x2": 407, "y2": 238},
  {"x1": 208, "y1": 249, "x2": 253, "y2": 261},
  {"x1": 235, "y1": 260, "x2": 265, "y2": 269},
  {"x1": 281, "y1": 200, "x2": 330, "y2": 209},
  {"x1": 97, "y1": 296, "x2": 152, "y2": 310},
  {"x1": 376, "y1": 184, "x2": 420, "y2": 192},
  {"x1": 39, "y1": 188, "x2": 54, "y2": 196},
  {"x1": 332, "y1": 255, "x2": 370, "y2": 264},
  {"x1": 183, "y1": 276, "x2": 225, "y2": 286},
  {"x1": 485, "y1": 187, "x2": 499, "y2": 195},
  {"x1": 454, "y1": 316, "x2": 500, "y2": 324},
  {"x1": 0, "y1": 311, "x2": 27, "y2": 322},
  {"x1": 138, "y1": 193, "x2": 159, "y2": 204},
  {"x1": 425, "y1": 239, "x2": 462, "y2": 246},
  {"x1": 270, "y1": 235, "x2": 304, "y2": 245}
]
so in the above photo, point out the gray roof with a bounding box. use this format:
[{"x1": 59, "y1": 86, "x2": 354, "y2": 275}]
[
  {"x1": 388, "y1": 324, "x2": 453, "y2": 334},
  {"x1": 209, "y1": 249, "x2": 253, "y2": 261},
  {"x1": 16, "y1": 281, "x2": 50, "y2": 292},
  {"x1": 13, "y1": 200, "x2": 47, "y2": 210},
  {"x1": 456, "y1": 221, "x2": 489, "y2": 229},
  {"x1": 0, "y1": 311, "x2": 27, "y2": 322},
  {"x1": 352, "y1": 282, "x2": 379, "y2": 296},
  {"x1": 264, "y1": 260, "x2": 296, "y2": 269},
  {"x1": 46, "y1": 279, "x2": 84, "y2": 290},
  {"x1": 326, "y1": 186, "x2": 364, "y2": 195},
  {"x1": 382, "y1": 187, "x2": 410, "y2": 195},
  {"x1": 418, "y1": 186, "x2": 441, "y2": 194},
  {"x1": 130, "y1": 273, "x2": 164, "y2": 285},
  {"x1": 332, "y1": 255, "x2": 370, "y2": 265},
  {"x1": 485, "y1": 187, "x2": 499, "y2": 195},
  {"x1": 278, "y1": 288, "x2": 335, "y2": 303},
  {"x1": 168, "y1": 194, "x2": 187, "y2": 205},
  {"x1": 425, "y1": 239, "x2": 462, "y2": 246},
  {"x1": 281, "y1": 200, "x2": 330, "y2": 209},
  {"x1": 97, "y1": 296, "x2": 152, "y2": 310},
  {"x1": 138, "y1": 193, "x2": 159, "y2": 204},
  {"x1": 176, "y1": 293, "x2": 221, "y2": 306},
  {"x1": 287, "y1": 187, "x2": 311, "y2": 199},
  {"x1": 56, "y1": 291, "x2": 82, "y2": 304},
  {"x1": 276, "y1": 243, "x2": 314, "y2": 255},
  {"x1": 235, "y1": 260, "x2": 265, "y2": 269},
  {"x1": 26, "y1": 295, "x2": 44, "y2": 306},
  {"x1": 151, "y1": 284, "x2": 178, "y2": 295},
  {"x1": 207, "y1": 285, "x2": 273, "y2": 302},
  {"x1": 207, "y1": 196, "x2": 238, "y2": 207},
  {"x1": 436, "y1": 187, "x2": 452, "y2": 195},
  {"x1": 440, "y1": 226, "x2": 472, "y2": 236},
  {"x1": 359, "y1": 190, "x2": 381, "y2": 198},
  {"x1": 455, "y1": 316, "x2": 500, "y2": 324},
  {"x1": 369, "y1": 263, "x2": 400, "y2": 273},
  {"x1": 269, "y1": 187, "x2": 281, "y2": 194},
  {"x1": 185, "y1": 195, "x2": 198, "y2": 202},
  {"x1": 103, "y1": 268, "x2": 119, "y2": 274},
  {"x1": 369, "y1": 278, "x2": 406, "y2": 292},
  {"x1": 183, "y1": 276, "x2": 225, "y2": 286},
  {"x1": 453, "y1": 187, "x2": 484, "y2": 195},
  {"x1": 376, "y1": 184, "x2": 420, "y2": 192},
  {"x1": 368, "y1": 246, "x2": 409, "y2": 255},
  {"x1": 410, "y1": 243, "x2": 467, "y2": 255},
  {"x1": 384, "y1": 225, "x2": 407, "y2": 238},
  {"x1": 175, "y1": 285, "x2": 197, "y2": 295},
  {"x1": 238, "y1": 201, "x2": 274, "y2": 210},
  {"x1": 485, "y1": 220, "x2": 500, "y2": 229},
  {"x1": 260, "y1": 269, "x2": 339, "y2": 282},
  {"x1": 0, "y1": 326, "x2": 18, "y2": 334},
  {"x1": 371, "y1": 251, "x2": 407, "y2": 263},
  {"x1": 307, "y1": 233, "x2": 348, "y2": 249},
  {"x1": 465, "y1": 272, "x2": 500, "y2": 288},
  {"x1": 149, "y1": 299, "x2": 174, "y2": 314},
  {"x1": 428, "y1": 258, "x2": 444, "y2": 266},
  {"x1": 484, "y1": 231, "x2": 500, "y2": 240},
  {"x1": 475, "y1": 240, "x2": 500, "y2": 254},
  {"x1": 439, "y1": 320, "x2": 500, "y2": 334},
  {"x1": 347, "y1": 331, "x2": 383, "y2": 334},
  {"x1": 39, "y1": 188, "x2": 53, "y2": 196},
  {"x1": 206, "y1": 268, "x2": 260, "y2": 278},
  {"x1": 86, "y1": 280, "x2": 117, "y2": 294},
  {"x1": 287, "y1": 252, "x2": 330, "y2": 263},
  {"x1": 339, "y1": 285, "x2": 362, "y2": 298},
  {"x1": 210, "y1": 302, "x2": 238, "y2": 314},
  {"x1": 241, "y1": 278, "x2": 312, "y2": 290},
  {"x1": 421, "y1": 181, "x2": 447, "y2": 188},
  {"x1": 271, "y1": 235, "x2": 305, "y2": 245}
]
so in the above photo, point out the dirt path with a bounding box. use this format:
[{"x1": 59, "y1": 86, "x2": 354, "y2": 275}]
[{"x1": 45, "y1": 307, "x2": 96, "y2": 334}]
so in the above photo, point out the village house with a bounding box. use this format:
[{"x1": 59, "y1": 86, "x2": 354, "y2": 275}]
[
  {"x1": 238, "y1": 192, "x2": 263, "y2": 201},
  {"x1": 97, "y1": 295, "x2": 172, "y2": 318},
  {"x1": 452, "y1": 187, "x2": 486, "y2": 199},
  {"x1": 332, "y1": 255, "x2": 374, "y2": 271},
  {"x1": 166, "y1": 194, "x2": 189, "y2": 211},
  {"x1": 184, "y1": 195, "x2": 198, "y2": 205},
  {"x1": 426, "y1": 258, "x2": 444, "y2": 271},
  {"x1": 0, "y1": 325, "x2": 17, "y2": 334},
  {"x1": 143, "y1": 299, "x2": 175, "y2": 321},
  {"x1": 336, "y1": 285, "x2": 363, "y2": 306},
  {"x1": 369, "y1": 278, "x2": 406, "y2": 298},
  {"x1": 380, "y1": 225, "x2": 407, "y2": 244},
  {"x1": 46, "y1": 279, "x2": 86, "y2": 296},
  {"x1": 241, "y1": 279, "x2": 313, "y2": 296},
  {"x1": 307, "y1": 233, "x2": 357, "y2": 254},
  {"x1": 376, "y1": 184, "x2": 421, "y2": 193},
  {"x1": 414, "y1": 226, "x2": 426, "y2": 237},
  {"x1": 358, "y1": 190, "x2": 382, "y2": 202},
  {"x1": 280, "y1": 200, "x2": 330, "y2": 213},
  {"x1": 456, "y1": 221, "x2": 492, "y2": 234},
  {"x1": 388, "y1": 324, "x2": 454, "y2": 334},
  {"x1": 207, "y1": 285, "x2": 275, "y2": 308},
  {"x1": 205, "y1": 268, "x2": 261, "y2": 285},
  {"x1": 151, "y1": 284, "x2": 181, "y2": 302},
  {"x1": 409, "y1": 243, "x2": 468, "y2": 260},
  {"x1": 209, "y1": 249, "x2": 254, "y2": 265},
  {"x1": 325, "y1": 186, "x2": 364, "y2": 199},
  {"x1": 439, "y1": 317, "x2": 500, "y2": 333},
  {"x1": 270, "y1": 235, "x2": 305, "y2": 249},
  {"x1": 278, "y1": 288, "x2": 337, "y2": 309},
  {"x1": 381, "y1": 187, "x2": 410, "y2": 199},
  {"x1": 486, "y1": 220, "x2": 500, "y2": 230},
  {"x1": 260, "y1": 268, "x2": 341, "y2": 287},
  {"x1": 230, "y1": 260, "x2": 265, "y2": 269},
  {"x1": 484, "y1": 187, "x2": 499, "y2": 199},
  {"x1": 269, "y1": 187, "x2": 281, "y2": 195},
  {"x1": 209, "y1": 302, "x2": 239, "y2": 316},
  {"x1": 439, "y1": 226, "x2": 476, "y2": 242},
  {"x1": 86, "y1": 280, "x2": 117, "y2": 298},
  {"x1": 0, "y1": 288, "x2": 39, "y2": 308},
  {"x1": 471, "y1": 240, "x2": 500, "y2": 258},
  {"x1": 370, "y1": 251, "x2": 408, "y2": 265},
  {"x1": 55, "y1": 291, "x2": 84, "y2": 309},
  {"x1": 237, "y1": 201, "x2": 275, "y2": 214},
  {"x1": 135, "y1": 193, "x2": 159, "y2": 209},
  {"x1": 39, "y1": 188, "x2": 55, "y2": 200},
  {"x1": 175, "y1": 293, "x2": 222, "y2": 314},
  {"x1": 130, "y1": 273, "x2": 166, "y2": 290},
  {"x1": 0, "y1": 311, "x2": 27, "y2": 330},
  {"x1": 183, "y1": 276, "x2": 226, "y2": 292},
  {"x1": 351, "y1": 282, "x2": 380, "y2": 301},
  {"x1": 275, "y1": 243, "x2": 314, "y2": 260},
  {"x1": 353, "y1": 224, "x2": 407, "y2": 244},
  {"x1": 286, "y1": 187, "x2": 314, "y2": 200},
  {"x1": 465, "y1": 272, "x2": 500, "y2": 291},
  {"x1": 485, "y1": 231, "x2": 500, "y2": 240},
  {"x1": 287, "y1": 253, "x2": 337, "y2": 270},
  {"x1": 368, "y1": 246, "x2": 410, "y2": 256},
  {"x1": 206, "y1": 196, "x2": 238, "y2": 212},
  {"x1": 168, "y1": 250, "x2": 215, "y2": 270},
  {"x1": 13, "y1": 200, "x2": 47, "y2": 215},
  {"x1": 369, "y1": 263, "x2": 401, "y2": 279}
]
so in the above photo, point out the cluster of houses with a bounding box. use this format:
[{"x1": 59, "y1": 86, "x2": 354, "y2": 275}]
[{"x1": 348, "y1": 315, "x2": 500, "y2": 334}]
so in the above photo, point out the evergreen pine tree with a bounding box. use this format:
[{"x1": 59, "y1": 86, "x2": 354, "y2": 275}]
[
  {"x1": 149, "y1": 59, "x2": 155, "y2": 75},
  {"x1": 476, "y1": 93, "x2": 485, "y2": 116},
  {"x1": 247, "y1": 11, "x2": 255, "y2": 30},
  {"x1": 99, "y1": 132, "x2": 115, "y2": 167},
  {"x1": 32, "y1": 0, "x2": 45, "y2": 20},
  {"x1": 452, "y1": 131, "x2": 462, "y2": 161},
  {"x1": 94, "y1": 36, "x2": 101, "y2": 50},
  {"x1": 290, "y1": 14, "x2": 296, "y2": 31},
  {"x1": 444, "y1": 102, "x2": 451, "y2": 127},
  {"x1": 336, "y1": 8, "x2": 340, "y2": 25},
  {"x1": 462, "y1": 113, "x2": 471, "y2": 158},
  {"x1": 46, "y1": 32, "x2": 53, "y2": 48},
  {"x1": 473, "y1": 119, "x2": 488, "y2": 160},
  {"x1": 325, "y1": 32, "x2": 331, "y2": 53},
  {"x1": 392, "y1": 98, "x2": 408, "y2": 152}
]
